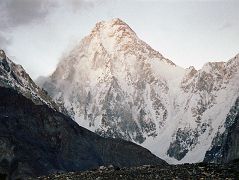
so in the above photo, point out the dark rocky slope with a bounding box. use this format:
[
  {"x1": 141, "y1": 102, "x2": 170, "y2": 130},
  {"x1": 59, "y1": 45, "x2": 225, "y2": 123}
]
[{"x1": 0, "y1": 87, "x2": 166, "y2": 180}]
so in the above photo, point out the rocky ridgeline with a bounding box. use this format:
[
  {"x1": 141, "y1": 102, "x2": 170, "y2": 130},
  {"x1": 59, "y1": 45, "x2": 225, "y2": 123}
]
[
  {"x1": 35, "y1": 162, "x2": 239, "y2": 180},
  {"x1": 0, "y1": 49, "x2": 66, "y2": 114}
]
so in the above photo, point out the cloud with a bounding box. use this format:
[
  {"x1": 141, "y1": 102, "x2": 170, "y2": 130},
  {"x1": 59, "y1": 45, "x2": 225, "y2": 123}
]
[
  {"x1": 0, "y1": 0, "x2": 56, "y2": 48},
  {"x1": 0, "y1": 0, "x2": 56, "y2": 29},
  {"x1": 0, "y1": 0, "x2": 99, "y2": 48},
  {"x1": 0, "y1": 0, "x2": 99, "y2": 29},
  {"x1": 67, "y1": 0, "x2": 95, "y2": 11}
]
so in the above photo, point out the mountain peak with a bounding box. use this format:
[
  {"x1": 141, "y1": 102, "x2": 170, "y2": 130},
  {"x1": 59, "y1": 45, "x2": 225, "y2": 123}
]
[
  {"x1": 39, "y1": 18, "x2": 239, "y2": 165},
  {"x1": 106, "y1": 18, "x2": 133, "y2": 30},
  {"x1": 106, "y1": 18, "x2": 128, "y2": 26},
  {"x1": 235, "y1": 53, "x2": 239, "y2": 58},
  {"x1": 0, "y1": 49, "x2": 6, "y2": 60},
  {"x1": 83, "y1": 18, "x2": 167, "y2": 62},
  {"x1": 93, "y1": 18, "x2": 131, "y2": 29},
  {"x1": 0, "y1": 51, "x2": 64, "y2": 113},
  {"x1": 90, "y1": 18, "x2": 136, "y2": 40}
]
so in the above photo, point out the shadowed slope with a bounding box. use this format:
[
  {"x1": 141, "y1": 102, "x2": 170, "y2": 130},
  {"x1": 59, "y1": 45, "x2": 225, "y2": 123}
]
[{"x1": 0, "y1": 87, "x2": 166, "y2": 179}]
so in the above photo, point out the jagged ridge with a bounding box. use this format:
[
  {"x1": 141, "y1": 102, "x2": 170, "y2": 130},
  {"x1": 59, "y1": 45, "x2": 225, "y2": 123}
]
[{"x1": 0, "y1": 49, "x2": 66, "y2": 114}]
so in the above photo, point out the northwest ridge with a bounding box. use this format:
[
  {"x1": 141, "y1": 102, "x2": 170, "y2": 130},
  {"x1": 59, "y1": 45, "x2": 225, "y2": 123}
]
[{"x1": 38, "y1": 18, "x2": 239, "y2": 164}]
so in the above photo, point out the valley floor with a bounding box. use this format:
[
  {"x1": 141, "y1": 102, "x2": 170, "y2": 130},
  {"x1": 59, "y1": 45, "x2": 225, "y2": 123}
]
[{"x1": 33, "y1": 161, "x2": 239, "y2": 180}]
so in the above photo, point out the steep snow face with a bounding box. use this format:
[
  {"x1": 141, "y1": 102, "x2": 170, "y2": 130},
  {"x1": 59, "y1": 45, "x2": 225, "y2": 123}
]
[
  {"x1": 165, "y1": 58, "x2": 239, "y2": 163},
  {"x1": 39, "y1": 19, "x2": 239, "y2": 163},
  {"x1": 0, "y1": 49, "x2": 63, "y2": 112}
]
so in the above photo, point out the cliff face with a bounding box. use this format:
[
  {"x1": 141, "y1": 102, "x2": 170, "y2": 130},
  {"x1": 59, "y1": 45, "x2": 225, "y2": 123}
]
[
  {"x1": 0, "y1": 86, "x2": 166, "y2": 180},
  {"x1": 0, "y1": 49, "x2": 66, "y2": 114},
  {"x1": 204, "y1": 97, "x2": 239, "y2": 163}
]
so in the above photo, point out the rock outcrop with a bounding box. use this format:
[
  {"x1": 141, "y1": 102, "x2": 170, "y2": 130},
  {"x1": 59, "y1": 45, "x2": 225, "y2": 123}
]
[
  {"x1": 0, "y1": 49, "x2": 65, "y2": 113},
  {"x1": 0, "y1": 86, "x2": 166, "y2": 179}
]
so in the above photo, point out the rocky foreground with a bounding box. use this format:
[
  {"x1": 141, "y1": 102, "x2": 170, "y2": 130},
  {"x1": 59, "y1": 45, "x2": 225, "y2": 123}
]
[{"x1": 34, "y1": 161, "x2": 239, "y2": 180}]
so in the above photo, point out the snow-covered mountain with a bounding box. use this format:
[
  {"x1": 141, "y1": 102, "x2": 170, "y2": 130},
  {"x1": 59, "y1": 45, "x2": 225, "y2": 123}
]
[
  {"x1": 0, "y1": 49, "x2": 65, "y2": 113},
  {"x1": 38, "y1": 18, "x2": 239, "y2": 164},
  {"x1": 0, "y1": 49, "x2": 167, "y2": 179}
]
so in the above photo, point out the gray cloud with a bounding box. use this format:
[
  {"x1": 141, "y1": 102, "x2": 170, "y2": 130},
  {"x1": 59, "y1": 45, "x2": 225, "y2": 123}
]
[
  {"x1": 0, "y1": 0, "x2": 56, "y2": 29},
  {"x1": 0, "y1": 0, "x2": 56, "y2": 48},
  {"x1": 68, "y1": 0, "x2": 95, "y2": 11},
  {"x1": 0, "y1": 0, "x2": 98, "y2": 29},
  {"x1": 0, "y1": 0, "x2": 97, "y2": 48}
]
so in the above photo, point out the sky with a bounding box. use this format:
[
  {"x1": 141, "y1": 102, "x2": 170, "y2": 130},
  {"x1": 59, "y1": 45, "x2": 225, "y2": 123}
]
[{"x1": 0, "y1": 0, "x2": 239, "y2": 79}]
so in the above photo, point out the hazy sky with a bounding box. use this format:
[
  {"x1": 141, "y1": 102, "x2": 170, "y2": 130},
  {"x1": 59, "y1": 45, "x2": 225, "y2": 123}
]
[{"x1": 0, "y1": 0, "x2": 239, "y2": 79}]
